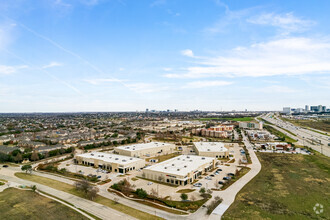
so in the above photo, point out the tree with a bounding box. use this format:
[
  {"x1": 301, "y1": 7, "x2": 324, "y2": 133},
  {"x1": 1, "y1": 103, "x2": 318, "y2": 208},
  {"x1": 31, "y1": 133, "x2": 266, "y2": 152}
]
[
  {"x1": 14, "y1": 153, "x2": 22, "y2": 163},
  {"x1": 180, "y1": 193, "x2": 188, "y2": 201},
  {"x1": 21, "y1": 164, "x2": 32, "y2": 174},
  {"x1": 31, "y1": 185, "x2": 37, "y2": 192},
  {"x1": 136, "y1": 188, "x2": 148, "y2": 199},
  {"x1": 150, "y1": 188, "x2": 158, "y2": 198},
  {"x1": 191, "y1": 195, "x2": 196, "y2": 201},
  {"x1": 75, "y1": 179, "x2": 99, "y2": 200},
  {"x1": 87, "y1": 187, "x2": 99, "y2": 201},
  {"x1": 31, "y1": 151, "x2": 39, "y2": 161},
  {"x1": 199, "y1": 187, "x2": 206, "y2": 194}
]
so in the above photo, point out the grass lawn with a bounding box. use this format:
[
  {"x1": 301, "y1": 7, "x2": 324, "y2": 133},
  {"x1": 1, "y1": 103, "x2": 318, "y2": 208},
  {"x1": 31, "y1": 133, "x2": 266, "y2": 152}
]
[
  {"x1": 197, "y1": 117, "x2": 253, "y2": 122},
  {"x1": 222, "y1": 152, "x2": 330, "y2": 220},
  {"x1": 264, "y1": 125, "x2": 297, "y2": 143},
  {"x1": 0, "y1": 188, "x2": 88, "y2": 220},
  {"x1": 176, "y1": 189, "x2": 195, "y2": 193},
  {"x1": 15, "y1": 173, "x2": 163, "y2": 220},
  {"x1": 283, "y1": 118, "x2": 330, "y2": 133}
]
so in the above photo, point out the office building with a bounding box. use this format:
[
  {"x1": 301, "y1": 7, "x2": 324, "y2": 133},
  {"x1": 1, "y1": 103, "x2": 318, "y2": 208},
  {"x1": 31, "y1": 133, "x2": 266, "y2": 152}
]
[
  {"x1": 142, "y1": 155, "x2": 215, "y2": 186},
  {"x1": 239, "y1": 121, "x2": 263, "y2": 130},
  {"x1": 75, "y1": 152, "x2": 145, "y2": 174},
  {"x1": 114, "y1": 142, "x2": 176, "y2": 158},
  {"x1": 193, "y1": 142, "x2": 230, "y2": 158}
]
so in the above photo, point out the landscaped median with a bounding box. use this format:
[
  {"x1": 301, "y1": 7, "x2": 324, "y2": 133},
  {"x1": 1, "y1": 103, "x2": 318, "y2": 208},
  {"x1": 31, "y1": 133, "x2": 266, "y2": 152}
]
[
  {"x1": 14, "y1": 172, "x2": 163, "y2": 220},
  {"x1": 110, "y1": 178, "x2": 212, "y2": 213}
]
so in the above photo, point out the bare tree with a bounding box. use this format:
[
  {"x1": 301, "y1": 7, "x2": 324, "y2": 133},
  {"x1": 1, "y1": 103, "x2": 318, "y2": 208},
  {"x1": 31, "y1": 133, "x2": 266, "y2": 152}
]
[
  {"x1": 31, "y1": 151, "x2": 39, "y2": 161},
  {"x1": 150, "y1": 188, "x2": 158, "y2": 198}
]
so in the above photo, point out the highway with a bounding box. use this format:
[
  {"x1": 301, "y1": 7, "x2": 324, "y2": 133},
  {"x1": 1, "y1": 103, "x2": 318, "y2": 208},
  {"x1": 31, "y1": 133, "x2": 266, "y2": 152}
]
[{"x1": 260, "y1": 113, "x2": 330, "y2": 157}]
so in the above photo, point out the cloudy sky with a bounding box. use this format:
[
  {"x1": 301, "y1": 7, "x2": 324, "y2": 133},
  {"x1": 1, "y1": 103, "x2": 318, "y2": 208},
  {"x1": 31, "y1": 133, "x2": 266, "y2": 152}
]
[{"x1": 0, "y1": 0, "x2": 329, "y2": 112}]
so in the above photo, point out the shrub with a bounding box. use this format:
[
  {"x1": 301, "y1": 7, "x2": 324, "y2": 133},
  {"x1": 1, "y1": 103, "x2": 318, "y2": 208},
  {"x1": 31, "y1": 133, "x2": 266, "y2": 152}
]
[
  {"x1": 180, "y1": 193, "x2": 188, "y2": 201},
  {"x1": 136, "y1": 188, "x2": 148, "y2": 198}
]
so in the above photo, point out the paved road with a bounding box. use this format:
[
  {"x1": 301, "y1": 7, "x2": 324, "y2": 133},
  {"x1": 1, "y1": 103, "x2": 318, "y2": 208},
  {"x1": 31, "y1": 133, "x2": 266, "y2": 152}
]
[
  {"x1": 261, "y1": 113, "x2": 330, "y2": 157},
  {"x1": 208, "y1": 131, "x2": 262, "y2": 219},
  {"x1": 0, "y1": 168, "x2": 136, "y2": 220}
]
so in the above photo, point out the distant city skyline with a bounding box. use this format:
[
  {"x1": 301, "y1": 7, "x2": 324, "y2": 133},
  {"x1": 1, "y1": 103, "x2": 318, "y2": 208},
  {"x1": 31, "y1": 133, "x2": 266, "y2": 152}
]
[{"x1": 1, "y1": 0, "x2": 330, "y2": 112}]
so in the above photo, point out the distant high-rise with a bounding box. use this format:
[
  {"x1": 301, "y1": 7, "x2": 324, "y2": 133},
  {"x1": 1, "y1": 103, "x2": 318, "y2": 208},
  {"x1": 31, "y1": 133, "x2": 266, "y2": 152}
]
[
  {"x1": 146, "y1": 108, "x2": 149, "y2": 113},
  {"x1": 283, "y1": 107, "x2": 291, "y2": 114},
  {"x1": 305, "y1": 105, "x2": 309, "y2": 111}
]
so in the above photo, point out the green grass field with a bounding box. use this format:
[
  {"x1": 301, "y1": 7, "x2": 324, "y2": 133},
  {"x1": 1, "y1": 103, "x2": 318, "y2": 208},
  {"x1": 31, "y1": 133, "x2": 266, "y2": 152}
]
[
  {"x1": 264, "y1": 125, "x2": 297, "y2": 143},
  {"x1": 197, "y1": 117, "x2": 253, "y2": 122},
  {"x1": 282, "y1": 118, "x2": 330, "y2": 134},
  {"x1": 222, "y1": 152, "x2": 330, "y2": 220},
  {"x1": 15, "y1": 173, "x2": 163, "y2": 220},
  {"x1": 0, "y1": 188, "x2": 87, "y2": 220}
]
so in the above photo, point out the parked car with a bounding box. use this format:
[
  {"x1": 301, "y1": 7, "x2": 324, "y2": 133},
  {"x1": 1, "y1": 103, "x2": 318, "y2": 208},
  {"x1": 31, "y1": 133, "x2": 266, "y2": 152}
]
[
  {"x1": 147, "y1": 182, "x2": 153, "y2": 185},
  {"x1": 217, "y1": 169, "x2": 222, "y2": 172},
  {"x1": 2, "y1": 165, "x2": 8, "y2": 168},
  {"x1": 97, "y1": 176, "x2": 101, "y2": 178},
  {"x1": 218, "y1": 181, "x2": 224, "y2": 185},
  {"x1": 223, "y1": 176, "x2": 230, "y2": 180},
  {"x1": 210, "y1": 174, "x2": 215, "y2": 177},
  {"x1": 193, "y1": 183, "x2": 202, "y2": 187},
  {"x1": 228, "y1": 173, "x2": 235, "y2": 176}
]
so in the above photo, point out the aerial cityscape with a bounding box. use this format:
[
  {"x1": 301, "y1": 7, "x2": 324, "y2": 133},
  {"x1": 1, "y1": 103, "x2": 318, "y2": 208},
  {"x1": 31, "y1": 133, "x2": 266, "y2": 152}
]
[{"x1": 0, "y1": 0, "x2": 329, "y2": 220}]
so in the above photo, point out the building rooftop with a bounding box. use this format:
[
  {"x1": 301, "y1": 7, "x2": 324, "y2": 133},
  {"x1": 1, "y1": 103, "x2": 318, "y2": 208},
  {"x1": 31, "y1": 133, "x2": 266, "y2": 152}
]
[
  {"x1": 193, "y1": 142, "x2": 228, "y2": 152},
  {"x1": 144, "y1": 155, "x2": 214, "y2": 177},
  {"x1": 116, "y1": 142, "x2": 173, "y2": 152},
  {"x1": 76, "y1": 152, "x2": 143, "y2": 165}
]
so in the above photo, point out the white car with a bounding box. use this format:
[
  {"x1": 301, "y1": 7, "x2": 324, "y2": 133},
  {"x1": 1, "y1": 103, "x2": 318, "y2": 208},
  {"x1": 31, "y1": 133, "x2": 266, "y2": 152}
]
[{"x1": 147, "y1": 182, "x2": 153, "y2": 185}]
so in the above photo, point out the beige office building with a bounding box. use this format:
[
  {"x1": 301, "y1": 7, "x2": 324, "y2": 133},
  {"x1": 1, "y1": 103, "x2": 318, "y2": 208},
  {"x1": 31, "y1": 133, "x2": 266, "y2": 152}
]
[
  {"x1": 114, "y1": 142, "x2": 175, "y2": 158},
  {"x1": 193, "y1": 142, "x2": 230, "y2": 158},
  {"x1": 142, "y1": 155, "x2": 215, "y2": 186},
  {"x1": 75, "y1": 152, "x2": 145, "y2": 174}
]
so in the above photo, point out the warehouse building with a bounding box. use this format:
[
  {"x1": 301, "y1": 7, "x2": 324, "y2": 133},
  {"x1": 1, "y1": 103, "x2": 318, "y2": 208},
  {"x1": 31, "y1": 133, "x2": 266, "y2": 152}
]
[
  {"x1": 114, "y1": 142, "x2": 175, "y2": 158},
  {"x1": 75, "y1": 152, "x2": 145, "y2": 174},
  {"x1": 193, "y1": 142, "x2": 230, "y2": 158},
  {"x1": 142, "y1": 155, "x2": 215, "y2": 186}
]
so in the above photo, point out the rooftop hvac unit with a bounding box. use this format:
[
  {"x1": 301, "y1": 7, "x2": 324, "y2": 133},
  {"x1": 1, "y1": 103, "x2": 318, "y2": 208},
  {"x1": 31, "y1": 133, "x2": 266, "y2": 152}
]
[
  {"x1": 177, "y1": 169, "x2": 180, "y2": 171},
  {"x1": 172, "y1": 164, "x2": 174, "y2": 166},
  {"x1": 202, "y1": 157, "x2": 205, "y2": 160},
  {"x1": 122, "y1": 160, "x2": 126, "y2": 162},
  {"x1": 130, "y1": 158, "x2": 133, "y2": 160},
  {"x1": 187, "y1": 156, "x2": 190, "y2": 158},
  {"x1": 184, "y1": 165, "x2": 187, "y2": 168},
  {"x1": 115, "y1": 158, "x2": 119, "y2": 160},
  {"x1": 165, "y1": 167, "x2": 167, "y2": 169},
  {"x1": 91, "y1": 154, "x2": 94, "y2": 156}
]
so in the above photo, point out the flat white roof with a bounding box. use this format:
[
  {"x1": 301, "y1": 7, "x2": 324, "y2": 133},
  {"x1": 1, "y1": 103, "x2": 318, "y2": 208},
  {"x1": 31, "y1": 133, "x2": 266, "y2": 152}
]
[
  {"x1": 194, "y1": 142, "x2": 228, "y2": 153},
  {"x1": 76, "y1": 152, "x2": 143, "y2": 165},
  {"x1": 144, "y1": 155, "x2": 214, "y2": 177},
  {"x1": 116, "y1": 142, "x2": 173, "y2": 152}
]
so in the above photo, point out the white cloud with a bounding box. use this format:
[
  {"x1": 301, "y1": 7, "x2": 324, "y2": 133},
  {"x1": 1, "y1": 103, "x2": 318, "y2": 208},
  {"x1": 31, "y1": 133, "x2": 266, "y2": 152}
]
[
  {"x1": 183, "y1": 80, "x2": 233, "y2": 89},
  {"x1": 0, "y1": 65, "x2": 28, "y2": 75},
  {"x1": 261, "y1": 85, "x2": 298, "y2": 93},
  {"x1": 84, "y1": 78, "x2": 124, "y2": 85},
  {"x1": 247, "y1": 12, "x2": 314, "y2": 34},
  {"x1": 163, "y1": 67, "x2": 172, "y2": 71},
  {"x1": 165, "y1": 37, "x2": 330, "y2": 78},
  {"x1": 42, "y1": 62, "x2": 63, "y2": 69},
  {"x1": 150, "y1": 0, "x2": 166, "y2": 7},
  {"x1": 181, "y1": 49, "x2": 194, "y2": 57},
  {"x1": 126, "y1": 83, "x2": 168, "y2": 93}
]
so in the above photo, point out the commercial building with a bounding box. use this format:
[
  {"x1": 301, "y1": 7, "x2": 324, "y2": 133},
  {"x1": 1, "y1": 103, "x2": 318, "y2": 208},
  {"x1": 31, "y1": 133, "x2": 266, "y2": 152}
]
[
  {"x1": 193, "y1": 142, "x2": 230, "y2": 158},
  {"x1": 283, "y1": 107, "x2": 291, "y2": 114},
  {"x1": 239, "y1": 121, "x2": 263, "y2": 130},
  {"x1": 114, "y1": 142, "x2": 175, "y2": 158},
  {"x1": 142, "y1": 155, "x2": 215, "y2": 186},
  {"x1": 75, "y1": 152, "x2": 145, "y2": 174}
]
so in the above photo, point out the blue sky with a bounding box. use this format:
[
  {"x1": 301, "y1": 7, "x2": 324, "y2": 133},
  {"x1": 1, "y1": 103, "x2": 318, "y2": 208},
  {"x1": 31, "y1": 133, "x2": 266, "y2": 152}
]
[{"x1": 0, "y1": 0, "x2": 329, "y2": 112}]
